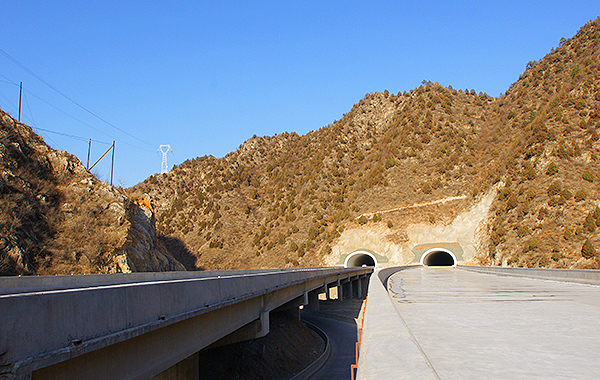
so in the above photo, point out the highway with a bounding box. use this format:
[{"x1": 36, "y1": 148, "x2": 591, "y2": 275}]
[{"x1": 359, "y1": 266, "x2": 600, "y2": 379}]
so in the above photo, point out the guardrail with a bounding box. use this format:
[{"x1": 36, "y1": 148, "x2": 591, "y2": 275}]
[{"x1": 458, "y1": 265, "x2": 600, "y2": 285}]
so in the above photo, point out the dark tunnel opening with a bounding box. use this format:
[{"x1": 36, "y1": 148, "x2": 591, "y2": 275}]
[
  {"x1": 422, "y1": 250, "x2": 456, "y2": 266},
  {"x1": 346, "y1": 253, "x2": 376, "y2": 267}
]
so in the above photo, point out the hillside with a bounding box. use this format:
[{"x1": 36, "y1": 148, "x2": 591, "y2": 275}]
[
  {"x1": 133, "y1": 17, "x2": 600, "y2": 271},
  {"x1": 0, "y1": 110, "x2": 185, "y2": 275}
]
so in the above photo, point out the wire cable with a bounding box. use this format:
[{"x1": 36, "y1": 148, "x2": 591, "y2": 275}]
[
  {"x1": 0, "y1": 70, "x2": 155, "y2": 153},
  {"x1": 22, "y1": 88, "x2": 154, "y2": 153},
  {"x1": 32, "y1": 127, "x2": 111, "y2": 145},
  {"x1": 0, "y1": 48, "x2": 155, "y2": 148},
  {"x1": 23, "y1": 91, "x2": 37, "y2": 127}
]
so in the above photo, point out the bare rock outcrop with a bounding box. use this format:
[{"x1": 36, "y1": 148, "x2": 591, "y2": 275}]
[{"x1": 0, "y1": 110, "x2": 185, "y2": 275}]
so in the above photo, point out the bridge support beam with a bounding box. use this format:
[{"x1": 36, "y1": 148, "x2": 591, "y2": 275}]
[
  {"x1": 342, "y1": 279, "x2": 352, "y2": 300},
  {"x1": 152, "y1": 352, "x2": 199, "y2": 380},
  {"x1": 207, "y1": 311, "x2": 270, "y2": 349},
  {"x1": 307, "y1": 289, "x2": 320, "y2": 311},
  {"x1": 353, "y1": 277, "x2": 362, "y2": 299}
]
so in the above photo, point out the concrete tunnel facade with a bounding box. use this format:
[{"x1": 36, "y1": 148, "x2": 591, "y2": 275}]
[
  {"x1": 342, "y1": 249, "x2": 388, "y2": 268},
  {"x1": 420, "y1": 248, "x2": 457, "y2": 266},
  {"x1": 412, "y1": 243, "x2": 463, "y2": 267}
]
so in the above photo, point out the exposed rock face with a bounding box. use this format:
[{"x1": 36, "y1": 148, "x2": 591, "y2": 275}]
[
  {"x1": 0, "y1": 110, "x2": 184, "y2": 275},
  {"x1": 113, "y1": 195, "x2": 185, "y2": 272}
]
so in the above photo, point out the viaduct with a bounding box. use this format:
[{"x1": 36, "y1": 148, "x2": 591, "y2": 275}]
[{"x1": 0, "y1": 267, "x2": 371, "y2": 379}]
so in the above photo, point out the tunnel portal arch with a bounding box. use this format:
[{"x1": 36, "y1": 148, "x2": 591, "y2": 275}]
[
  {"x1": 420, "y1": 248, "x2": 457, "y2": 267},
  {"x1": 344, "y1": 250, "x2": 377, "y2": 268}
]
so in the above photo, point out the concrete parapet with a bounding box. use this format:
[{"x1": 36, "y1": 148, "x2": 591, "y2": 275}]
[
  {"x1": 458, "y1": 265, "x2": 600, "y2": 285},
  {"x1": 357, "y1": 268, "x2": 437, "y2": 379}
]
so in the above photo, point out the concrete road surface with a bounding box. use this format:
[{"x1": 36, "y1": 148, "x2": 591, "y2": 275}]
[
  {"x1": 301, "y1": 299, "x2": 364, "y2": 379},
  {"x1": 382, "y1": 267, "x2": 600, "y2": 379}
]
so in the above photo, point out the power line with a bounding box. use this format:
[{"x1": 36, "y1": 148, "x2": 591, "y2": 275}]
[
  {"x1": 21, "y1": 86, "x2": 154, "y2": 153},
  {"x1": 0, "y1": 48, "x2": 155, "y2": 148},
  {"x1": 22, "y1": 91, "x2": 36, "y2": 127},
  {"x1": 1, "y1": 71, "x2": 155, "y2": 153},
  {"x1": 33, "y1": 127, "x2": 111, "y2": 145}
]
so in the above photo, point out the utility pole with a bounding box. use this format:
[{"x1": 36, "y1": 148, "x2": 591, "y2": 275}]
[
  {"x1": 158, "y1": 144, "x2": 172, "y2": 174},
  {"x1": 110, "y1": 141, "x2": 115, "y2": 186},
  {"x1": 87, "y1": 139, "x2": 92, "y2": 169},
  {"x1": 18, "y1": 82, "x2": 22, "y2": 122}
]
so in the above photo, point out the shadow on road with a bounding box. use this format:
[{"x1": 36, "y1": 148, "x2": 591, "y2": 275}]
[{"x1": 301, "y1": 298, "x2": 366, "y2": 380}]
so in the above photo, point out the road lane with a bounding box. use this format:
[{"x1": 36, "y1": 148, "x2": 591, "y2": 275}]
[
  {"x1": 301, "y1": 299, "x2": 364, "y2": 380},
  {"x1": 388, "y1": 267, "x2": 600, "y2": 379}
]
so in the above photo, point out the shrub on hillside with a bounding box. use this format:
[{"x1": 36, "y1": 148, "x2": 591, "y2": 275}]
[
  {"x1": 524, "y1": 238, "x2": 540, "y2": 252},
  {"x1": 583, "y1": 170, "x2": 595, "y2": 182},
  {"x1": 574, "y1": 190, "x2": 587, "y2": 202},
  {"x1": 564, "y1": 227, "x2": 573, "y2": 240},
  {"x1": 560, "y1": 189, "x2": 573, "y2": 200},
  {"x1": 581, "y1": 239, "x2": 597, "y2": 259},
  {"x1": 547, "y1": 181, "x2": 562, "y2": 196},
  {"x1": 546, "y1": 162, "x2": 559, "y2": 176},
  {"x1": 584, "y1": 213, "x2": 597, "y2": 232},
  {"x1": 525, "y1": 188, "x2": 537, "y2": 201}
]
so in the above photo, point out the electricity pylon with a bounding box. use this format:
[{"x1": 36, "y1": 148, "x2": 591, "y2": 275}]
[{"x1": 158, "y1": 144, "x2": 172, "y2": 174}]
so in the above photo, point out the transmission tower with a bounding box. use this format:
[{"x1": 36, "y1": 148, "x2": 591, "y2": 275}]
[{"x1": 158, "y1": 144, "x2": 172, "y2": 174}]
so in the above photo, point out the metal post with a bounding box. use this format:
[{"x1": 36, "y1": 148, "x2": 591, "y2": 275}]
[
  {"x1": 18, "y1": 82, "x2": 22, "y2": 122},
  {"x1": 110, "y1": 141, "x2": 115, "y2": 186},
  {"x1": 87, "y1": 139, "x2": 92, "y2": 169}
]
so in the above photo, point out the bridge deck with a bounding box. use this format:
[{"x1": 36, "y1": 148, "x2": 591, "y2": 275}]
[{"x1": 359, "y1": 266, "x2": 600, "y2": 379}]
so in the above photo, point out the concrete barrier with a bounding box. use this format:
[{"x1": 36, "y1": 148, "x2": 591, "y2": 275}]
[
  {"x1": 357, "y1": 267, "x2": 437, "y2": 379},
  {"x1": 0, "y1": 267, "x2": 371, "y2": 380},
  {"x1": 458, "y1": 265, "x2": 600, "y2": 285}
]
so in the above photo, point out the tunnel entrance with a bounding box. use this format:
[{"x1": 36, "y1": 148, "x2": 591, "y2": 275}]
[
  {"x1": 420, "y1": 249, "x2": 457, "y2": 267},
  {"x1": 344, "y1": 251, "x2": 377, "y2": 267}
]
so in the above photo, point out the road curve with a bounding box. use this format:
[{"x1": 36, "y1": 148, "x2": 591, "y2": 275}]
[{"x1": 361, "y1": 266, "x2": 600, "y2": 379}]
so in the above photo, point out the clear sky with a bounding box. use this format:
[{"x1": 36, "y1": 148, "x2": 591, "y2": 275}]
[{"x1": 1, "y1": 1, "x2": 598, "y2": 186}]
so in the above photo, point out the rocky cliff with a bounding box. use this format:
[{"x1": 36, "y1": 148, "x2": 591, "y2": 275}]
[{"x1": 0, "y1": 110, "x2": 184, "y2": 275}]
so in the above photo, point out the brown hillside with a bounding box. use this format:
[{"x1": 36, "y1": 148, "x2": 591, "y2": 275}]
[
  {"x1": 133, "y1": 17, "x2": 600, "y2": 271},
  {"x1": 0, "y1": 110, "x2": 185, "y2": 275}
]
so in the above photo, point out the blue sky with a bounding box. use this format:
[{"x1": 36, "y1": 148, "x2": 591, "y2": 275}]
[{"x1": 1, "y1": 1, "x2": 598, "y2": 186}]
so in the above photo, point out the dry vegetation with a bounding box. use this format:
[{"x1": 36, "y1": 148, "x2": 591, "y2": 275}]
[
  {"x1": 0, "y1": 111, "x2": 184, "y2": 275},
  {"x1": 133, "y1": 17, "x2": 600, "y2": 270},
  {"x1": 4, "y1": 18, "x2": 600, "y2": 274}
]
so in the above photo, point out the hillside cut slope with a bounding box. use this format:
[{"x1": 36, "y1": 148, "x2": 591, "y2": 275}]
[
  {"x1": 134, "y1": 17, "x2": 600, "y2": 271},
  {"x1": 0, "y1": 110, "x2": 185, "y2": 275}
]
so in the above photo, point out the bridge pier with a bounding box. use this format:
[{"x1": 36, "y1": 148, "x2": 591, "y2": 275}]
[
  {"x1": 152, "y1": 352, "x2": 199, "y2": 380},
  {"x1": 353, "y1": 277, "x2": 362, "y2": 299},
  {"x1": 341, "y1": 279, "x2": 352, "y2": 300},
  {"x1": 323, "y1": 284, "x2": 330, "y2": 300},
  {"x1": 307, "y1": 289, "x2": 320, "y2": 311}
]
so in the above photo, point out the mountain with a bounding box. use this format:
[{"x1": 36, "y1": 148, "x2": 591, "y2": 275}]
[
  {"x1": 133, "y1": 17, "x2": 600, "y2": 271},
  {"x1": 3, "y1": 18, "x2": 599, "y2": 275},
  {"x1": 0, "y1": 110, "x2": 185, "y2": 275}
]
